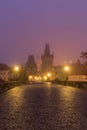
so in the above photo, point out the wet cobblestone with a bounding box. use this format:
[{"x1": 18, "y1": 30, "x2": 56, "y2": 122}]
[{"x1": 0, "y1": 85, "x2": 87, "y2": 130}]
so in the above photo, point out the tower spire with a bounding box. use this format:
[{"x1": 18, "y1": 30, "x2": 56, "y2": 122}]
[
  {"x1": 42, "y1": 44, "x2": 54, "y2": 73},
  {"x1": 44, "y1": 43, "x2": 50, "y2": 56}
]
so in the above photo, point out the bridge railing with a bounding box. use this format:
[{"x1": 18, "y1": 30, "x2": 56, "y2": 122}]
[
  {"x1": 0, "y1": 81, "x2": 21, "y2": 93},
  {"x1": 51, "y1": 80, "x2": 87, "y2": 89}
]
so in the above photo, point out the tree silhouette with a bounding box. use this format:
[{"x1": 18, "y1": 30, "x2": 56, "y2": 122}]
[{"x1": 80, "y1": 50, "x2": 87, "y2": 64}]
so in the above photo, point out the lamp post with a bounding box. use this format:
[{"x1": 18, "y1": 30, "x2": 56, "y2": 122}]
[
  {"x1": 64, "y1": 66, "x2": 69, "y2": 85},
  {"x1": 47, "y1": 72, "x2": 51, "y2": 81},
  {"x1": 29, "y1": 75, "x2": 33, "y2": 82},
  {"x1": 14, "y1": 66, "x2": 19, "y2": 81}
]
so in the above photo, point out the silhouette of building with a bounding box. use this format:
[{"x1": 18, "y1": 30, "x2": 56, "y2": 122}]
[
  {"x1": 41, "y1": 44, "x2": 54, "y2": 73},
  {"x1": 0, "y1": 63, "x2": 10, "y2": 81},
  {"x1": 68, "y1": 60, "x2": 87, "y2": 81},
  {"x1": 26, "y1": 55, "x2": 37, "y2": 75}
]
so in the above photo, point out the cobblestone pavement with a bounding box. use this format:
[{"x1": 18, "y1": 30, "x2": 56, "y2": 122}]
[{"x1": 0, "y1": 84, "x2": 87, "y2": 130}]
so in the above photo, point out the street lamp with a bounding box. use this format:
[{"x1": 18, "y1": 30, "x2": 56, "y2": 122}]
[
  {"x1": 47, "y1": 73, "x2": 51, "y2": 77},
  {"x1": 29, "y1": 75, "x2": 33, "y2": 82},
  {"x1": 47, "y1": 72, "x2": 51, "y2": 81},
  {"x1": 14, "y1": 66, "x2": 20, "y2": 81},
  {"x1": 64, "y1": 66, "x2": 69, "y2": 85},
  {"x1": 44, "y1": 76, "x2": 47, "y2": 81},
  {"x1": 14, "y1": 66, "x2": 19, "y2": 72},
  {"x1": 64, "y1": 66, "x2": 69, "y2": 72}
]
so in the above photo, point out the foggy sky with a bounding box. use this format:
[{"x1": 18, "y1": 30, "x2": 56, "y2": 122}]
[{"x1": 0, "y1": 0, "x2": 87, "y2": 66}]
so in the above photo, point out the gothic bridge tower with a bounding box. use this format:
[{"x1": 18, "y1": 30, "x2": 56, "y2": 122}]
[{"x1": 41, "y1": 44, "x2": 54, "y2": 73}]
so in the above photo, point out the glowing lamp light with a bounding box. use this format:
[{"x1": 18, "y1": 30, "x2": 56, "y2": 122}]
[
  {"x1": 29, "y1": 75, "x2": 33, "y2": 80},
  {"x1": 64, "y1": 66, "x2": 69, "y2": 72},
  {"x1": 47, "y1": 73, "x2": 51, "y2": 77},
  {"x1": 44, "y1": 76, "x2": 47, "y2": 80},
  {"x1": 35, "y1": 76, "x2": 39, "y2": 80},
  {"x1": 14, "y1": 66, "x2": 19, "y2": 72}
]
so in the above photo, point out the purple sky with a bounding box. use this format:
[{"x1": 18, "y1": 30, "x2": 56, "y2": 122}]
[{"x1": 0, "y1": 0, "x2": 87, "y2": 66}]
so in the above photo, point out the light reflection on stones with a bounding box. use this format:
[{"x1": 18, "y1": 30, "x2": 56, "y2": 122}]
[{"x1": 0, "y1": 85, "x2": 87, "y2": 129}]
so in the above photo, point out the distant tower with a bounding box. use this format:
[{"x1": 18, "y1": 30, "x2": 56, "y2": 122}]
[
  {"x1": 41, "y1": 44, "x2": 54, "y2": 73},
  {"x1": 26, "y1": 55, "x2": 37, "y2": 75}
]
